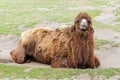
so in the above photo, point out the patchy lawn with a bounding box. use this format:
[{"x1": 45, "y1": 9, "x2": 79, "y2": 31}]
[
  {"x1": 0, "y1": 0, "x2": 107, "y2": 34},
  {"x1": 0, "y1": 63, "x2": 120, "y2": 79}
]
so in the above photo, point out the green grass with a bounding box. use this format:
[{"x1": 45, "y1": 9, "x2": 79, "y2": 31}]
[
  {"x1": 116, "y1": 8, "x2": 120, "y2": 22},
  {"x1": 0, "y1": 0, "x2": 109, "y2": 34},
  {"x1": 116, "y1": 6, "x2": 120, "y2": 26},
  {"x1": 2, "y1": 0, "x2": 120, "y2": 33},
  {"x1": 95, "y1": 39, "x2": 109, "y2": 49},
  {"x1": 0, "y1": 63, "x2": 120, "y2": 79},
  {"x1": 94, "y1": 21, "x2": 120, "y2": 32},
  {"x1": 95, "y1": 39, "x2": 120, "y2": 49},
  {"x1": 92, "y1": 0, "x2": 120, "y2": 32},
  {"x1": 111, "y1": 42, "x2": 120, "y2": 47}
]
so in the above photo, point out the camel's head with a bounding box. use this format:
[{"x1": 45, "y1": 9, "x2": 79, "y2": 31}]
[
  {"x1": 10, "y1": 46, "x2": 25, "y2": 64},
  {"x1": 74, "y1": 12, "x2": 92, "y2": 32}
]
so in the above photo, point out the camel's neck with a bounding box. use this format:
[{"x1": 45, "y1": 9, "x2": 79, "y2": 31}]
[{"x1": 67, "y1": 27, "x2": 94, "y2": 68}]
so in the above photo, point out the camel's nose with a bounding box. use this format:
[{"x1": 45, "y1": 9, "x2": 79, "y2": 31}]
[
  {"x1": 80, "y1": 19, "x2": 88, "y2": 31},
  {"x1": 81, "y1": 19, "x2": 87, "y2": 27}
]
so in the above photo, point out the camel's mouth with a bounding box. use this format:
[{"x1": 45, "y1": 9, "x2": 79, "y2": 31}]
[
  {"x1": 81, "y1": 29, "x2": 86, "y2": 31},
  {"x1": 80, "y1": 26, "x2": 87, "y2": 32}
]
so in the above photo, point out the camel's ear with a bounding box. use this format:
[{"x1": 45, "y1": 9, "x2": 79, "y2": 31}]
[
  {"x1": 87, "y1": 16, "x2": 92, "y2": 24},
  {"x1": 88, "y1": 19, "x2": 92, "y2": 24},
  {"x1": 71, "y1": 25, "x2": 76, "y2": 32},
  {"x1": 74, "y1": 16, "x2": 79, "y2": 24},
  {"x1": 10, "y1": 49, "x2": 14, "y2": 56},
  {"x1": 74, "y1": 12, "x2": 84, "y2": 24}
]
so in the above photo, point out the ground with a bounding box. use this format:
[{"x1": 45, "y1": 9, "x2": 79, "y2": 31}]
[{"x1": 0, "y1": 0, "x2": 120, "y2": 80}]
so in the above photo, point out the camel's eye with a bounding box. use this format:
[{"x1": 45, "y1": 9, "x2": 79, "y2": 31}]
[
  {"x1": 75, "y1": 20, "x2": 80, "y2": 24},
  {"x1": 77, "y1": 20, "x2": 80, "y2": 23},
  {"x1": 88, "y1": 20, "x2": 91, "y2": 24}
]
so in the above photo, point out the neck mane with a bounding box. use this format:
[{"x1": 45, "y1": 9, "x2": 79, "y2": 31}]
[{"x1": 67, "y1": 25, "x2": 94, "y2": 68}]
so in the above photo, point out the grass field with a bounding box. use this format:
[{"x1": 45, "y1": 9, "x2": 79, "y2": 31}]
[
  {"x1": 0, "y1": 0, "x2": 109, "y2": 34},
  {"x1": 0, "y1": 63, "x2": 120, "y2": 79},
  {"x1": 0, "y1": 0, "x2": 119, "y2": 34},
  {"x1": 0, "y1": 0, "x2": 120, "y2": 80}
]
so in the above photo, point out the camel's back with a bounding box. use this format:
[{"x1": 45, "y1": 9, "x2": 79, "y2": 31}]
[
  {"x1": 20, "y1": 26, "x2": 71, "y2": 64},
  {"x1": 32, "y1": 26, "x2": 71, "y2": 63}
]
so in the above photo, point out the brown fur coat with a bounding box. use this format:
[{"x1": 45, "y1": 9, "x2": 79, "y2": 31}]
[{"x1": 10, "y1": 12, "x2": 100, "y2": 69}]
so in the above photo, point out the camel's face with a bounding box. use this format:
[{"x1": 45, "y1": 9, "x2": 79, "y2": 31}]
[
  {"x1": 10, "y1": 49, "x2": 25, "y2": 64},
  {"x1": 75, "y1": 12, "x2": 92, "y2": 31}
]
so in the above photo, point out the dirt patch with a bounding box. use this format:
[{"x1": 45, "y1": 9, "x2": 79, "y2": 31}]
[
  {"x1": 108, "y1": 75, "x2": 120, "y2": 80},
  {"x1": 24, "y1": 68, "x2": 33, "y2": 73},
  {"x1": 6, "y1": 62, "x2": 50, "y2": 68},
  {"x1": 69, "y1": 5, "x2": 117, "y2": 25},
  {"x1": 94, "y1": 28, "x2": 120, "y2": 68},
  {"x1": 94, "y1": 75, "x2": 107, "y2": 80},
  {"x1": 18, "y1": 20, "x2": 67, "y2": 31},
  {"x1": 94, "y1": 0, "x2": 120, "y2": 25},
  {"x1": 68, "y1": 6, "x2": 96, "y2": 10},
  {"x1": 0, "y1": 34, "x2": 19, "y2": 60},
  {"x1": 95, "y1": 44, "x2": 120, "y2": 68},
  {"x1": 34, "y1": 20, "x2": 68, "y2": 29},
  {"x1": 0, "y1": 34, "x2": 49, "y2": 68},
  {"x1": 68, "y1": 1, "x2": 120, "y2": 25},
  {"x1": 94, "y1": 6, "x2": 116, "y2": 25},
  {"x1": 95, "y1": 28, "x2": 120, "y2": 43},
  {"x1": 0, "y1": 9, "x2": 4, "y2": 13},
  {"x1": 37, "y1": 7, "x2": 57, "y2": 11},
  {"x1": 72, "y1": 74, "x2": 91, "y2": 80},
  {"x1": 60, "y1": 74, "x2": 91, "y2": 80}
]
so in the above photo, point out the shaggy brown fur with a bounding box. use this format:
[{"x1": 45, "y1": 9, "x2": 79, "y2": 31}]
[{"x1": 10, "y1": 12, "x2": 100, "y2": 69}]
